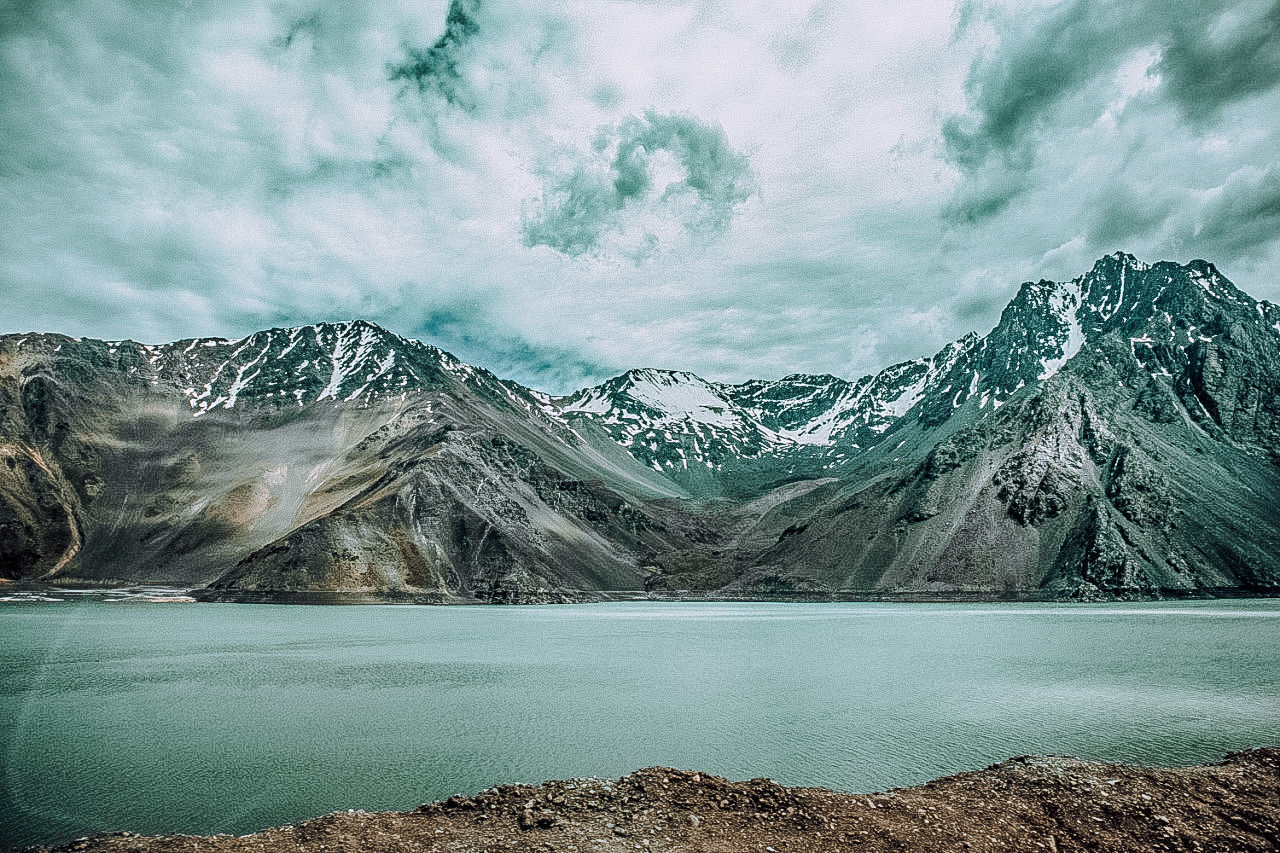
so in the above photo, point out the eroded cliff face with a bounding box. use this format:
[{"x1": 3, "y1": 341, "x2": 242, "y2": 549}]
[
  {"x1": 205, "y1": 429, "x2": 683, "y2": 603},
  {"x1": 2, "y1": 254, "x2": 1279, "y2": 601}
]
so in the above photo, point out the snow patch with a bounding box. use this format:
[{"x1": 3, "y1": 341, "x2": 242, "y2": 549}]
[
  {"x1": 627, "y1": 373, "x2": 741, "y2": 427},
  {"x1": 315, "y1": 328, "x2": 349, "y2": 401},
  {"x1": 883, "y1": 370, "x2": 928, "y2": 418},
  {"x1": 1039, "y1": 277, "x2": 1085, "y2": 379}
]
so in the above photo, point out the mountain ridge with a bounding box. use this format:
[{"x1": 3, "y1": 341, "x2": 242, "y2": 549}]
[{"x1": 2, "y1": 252, "x2": 1278, "y2": 601}]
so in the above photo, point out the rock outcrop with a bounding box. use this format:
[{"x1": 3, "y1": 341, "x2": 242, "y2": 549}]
[{"x1": 31, "y1": 748, "x2": 1280, "y2": 853}]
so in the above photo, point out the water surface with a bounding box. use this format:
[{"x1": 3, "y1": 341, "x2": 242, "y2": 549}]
[{"x1": 3, "y1": 598, "x2": 1279, "y2": 847}]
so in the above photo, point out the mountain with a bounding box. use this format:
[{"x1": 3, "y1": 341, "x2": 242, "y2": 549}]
[
  {"x1": 557, "y1": 336, "x2": 976, "y2": 495},
  {"x1": 0, "y1": 320, "x2": 696, "y2": 601},
  {"x1": 2, "y1": 253, "x2": 1278, "y2": 601}
]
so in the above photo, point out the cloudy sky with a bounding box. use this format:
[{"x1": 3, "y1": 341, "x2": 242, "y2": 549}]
[{"x1": 3, "y1": 0, "x2": 1279, "y2": 392}]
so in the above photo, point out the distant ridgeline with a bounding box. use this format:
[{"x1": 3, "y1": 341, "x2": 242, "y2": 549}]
[{"x1": 2, "y1": 253, "x2": 1279, "y2": 602}]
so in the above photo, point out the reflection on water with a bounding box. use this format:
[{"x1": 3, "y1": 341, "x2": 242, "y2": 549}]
[
  {"x1": 0, "y1": 586, "x2": 197, "y2": 604},
  {"x1": 1, "y1": 599, "x2": 1278, "y2": 847}
]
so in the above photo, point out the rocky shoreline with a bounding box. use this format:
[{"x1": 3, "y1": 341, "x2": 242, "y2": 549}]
[
  {"x1": 192, "y1": 586, "x2": 1277, "y2": 605},
  {"x1": 24, "y1": 749, "x2": 1280, "y2": 852},
  {"x1": 10, "y1": 579, "x2": 1273, "y2": 606}
]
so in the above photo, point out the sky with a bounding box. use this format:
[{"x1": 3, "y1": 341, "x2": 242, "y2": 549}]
[{"x1": 2, "y1": 0, "x2": 1279, "y2": 393}]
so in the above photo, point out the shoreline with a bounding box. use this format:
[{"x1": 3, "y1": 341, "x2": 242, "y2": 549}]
[
  {"x1": 5, "y1": 580, "x2": 1278, "y2": 606},
  {"x1": 21, "y1": 748, "x2": 1280, "y2": 852},
  {"x1": 191, "y1": 587, "x2": 1280, "y2": 605}
]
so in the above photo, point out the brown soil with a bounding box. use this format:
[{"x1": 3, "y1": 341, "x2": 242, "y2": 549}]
[{"x1": 31, "y1": 749, "x2": 1280, "y2": 852}]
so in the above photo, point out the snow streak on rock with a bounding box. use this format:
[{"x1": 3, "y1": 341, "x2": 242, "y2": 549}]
[{"x1": 176, "y1": 322, "x2": 433, "y2": 415}]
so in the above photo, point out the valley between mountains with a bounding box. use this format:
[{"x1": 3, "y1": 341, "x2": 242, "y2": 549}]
[{"x1": 2, "y1": 253, "x2": 1279, "y2": 602}]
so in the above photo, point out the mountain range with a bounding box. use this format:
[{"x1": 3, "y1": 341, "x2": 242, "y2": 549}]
[{"x1": 2, "y1": 252, "x2": 1278, "y2": 601}]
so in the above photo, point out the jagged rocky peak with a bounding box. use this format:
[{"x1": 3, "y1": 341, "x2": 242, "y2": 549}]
[
  {"x1": 732, "y1": 373, "x2": 851, "y2": 410},
  {"x1": 2, "y1": 320, "x2": 549, "y2": 424},
  {"x1": 726, "y1": 373, "x2": 861, "y2": 444},
  {"x1": 780, "y1": 335, "x2": 977, "y2": 447},
  {"x1": 918, "y1": 253, "x2": 1280, "y2": 428},
  {"x1": 158, "y1": 320, "x2": 478, "y2": 415},
  {"x1": 560, "y1": 368, "x2": 760, "y2": 448},
  {"x1": 974, "y1": 254, "x2": 1158, "y2": 396},
  {"x1": 1010, "y1": 252, "x2": 1260, "y2": 343},
  {"x1": 8, "y1": 253, "x2": 1272, "y2": 462},
  {"x1": 1068, "y1": 254, "x2": 1278, "y2": 378}
]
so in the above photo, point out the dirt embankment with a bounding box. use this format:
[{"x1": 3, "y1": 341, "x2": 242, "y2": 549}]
[{"x1": 31, "y1": 748, "x2": 1280, "y2": 852}]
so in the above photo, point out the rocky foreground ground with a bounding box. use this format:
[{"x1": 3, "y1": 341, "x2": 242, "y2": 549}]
[{"x1": 32, "y1": 749, "x2": 1280, "y2": 852}]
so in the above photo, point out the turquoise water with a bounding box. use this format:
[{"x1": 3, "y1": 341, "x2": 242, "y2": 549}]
[{"x1": 3, "y1": 599, "x2": 1279, "y2": 847}]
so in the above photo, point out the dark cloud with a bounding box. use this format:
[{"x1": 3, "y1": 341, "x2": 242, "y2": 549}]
[
  {"x1": 276, "y1": 13, "x2": 322, "y2": 51},
  {"x1": 413, "y1": 308, "x2": 618, "y2": 393},
  {"x1": 1079, "y1": 162, "x2": 1280, "y2": 270},
  {"x1": 1157, "y1": 3, "x2": 1280, "y2": 124},
  {"x1": 940, "y1": 0, "x2": 1138, "y2": 223},
  {"x1": 389, "y1": 0, "x2": 481, "y2": 107},
  {"x1": 522, "y1": 111, "x2": 755, "y2": 256},
  {"x1": 941, "y1": 168, "x2": 1028, "y2": 223},
  {"x1": 521, "y1": 165, "x2": 622, "y2": 257},
  {"x1": 1086, "y1": 182, "x2": 1177, "y2": 248},
  {"x1": 950, "y1": 288, "x2": 1013, "y2": 327},
  {"x1": 1192, "y1": 165, "x2": 1280, "y2": 259},
  {"x1": 942, "y1": 1, "x2": 1128, "y2": 172},
  {"x1": 616, "y1": 112, "x2": 756, "y2": 232},
  {"x1": 943, "y1": 1, "x2": 1280, "y2": 221}
]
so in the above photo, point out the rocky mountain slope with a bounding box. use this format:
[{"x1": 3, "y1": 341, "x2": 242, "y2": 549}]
[
  {"x1": 1, "y1": 253, "x2": 1278, "y2": 601},
  {"x1": 0, "y1": 321, "x2": 693, "y2": 601}
]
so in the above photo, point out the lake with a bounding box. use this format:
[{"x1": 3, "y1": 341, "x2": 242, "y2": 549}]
[{"x1": 3, "y1": 597, "x2": 1279, "y2": 847}]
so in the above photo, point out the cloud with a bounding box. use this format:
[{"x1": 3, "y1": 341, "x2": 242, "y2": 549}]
[
  {"x1": 1082, "y1": 168, "x2": 1186, "y2": 251},
  {"x1": 943, "y1": 1, "x2": 1127, "y2": 173},
  {"x1": 941, "y1": 168, "x2": 1029, "y2": 224},
  {"x1": 1, "y1": 0, "x2": 1278, "y2": 396},
  {"x1": 1, "y1": 0, "x2": 972, "y2": 385},
  {"x1": 1157, "y1": 2, "x2": 1280, "y2": 124},
  {"x1": 521, "y1": 111, "x2": 756, "y2": 257},
  {"x1": 940, "y1": 0, "x2": 1138, "y2": 222},
  {"x1": 943, "y1": 1, "x2": 1280, "y2": 220},
  {"x1": 1190, "y1": 165, "x2": 1280, "y2": 259},
  {"x1": 388, "y1": 0, "x2": 480, "y2": 107},
  {"x1": 411, "y1": 306, "x2": 618, "y2": 393}
]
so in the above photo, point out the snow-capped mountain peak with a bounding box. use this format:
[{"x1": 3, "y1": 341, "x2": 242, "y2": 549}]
[
  {"x1": 559, "y1": 369, "x2": 788, "y2": 474},
  {"x1": 558, "y1": 332, "x2": 986, "y2": 477},
  {"x1": 14, "y1": 254, "x2": 1268, "y2": 489},
  {"x1": 559, "y1": 254, "x2": 1278, "y2": 482},
  {"x1": 564, "y1": 368, "x2": 743, "y2": 428},
  {"x1": 167, "y1": 321, "x2": 448, "y2": 415}
]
